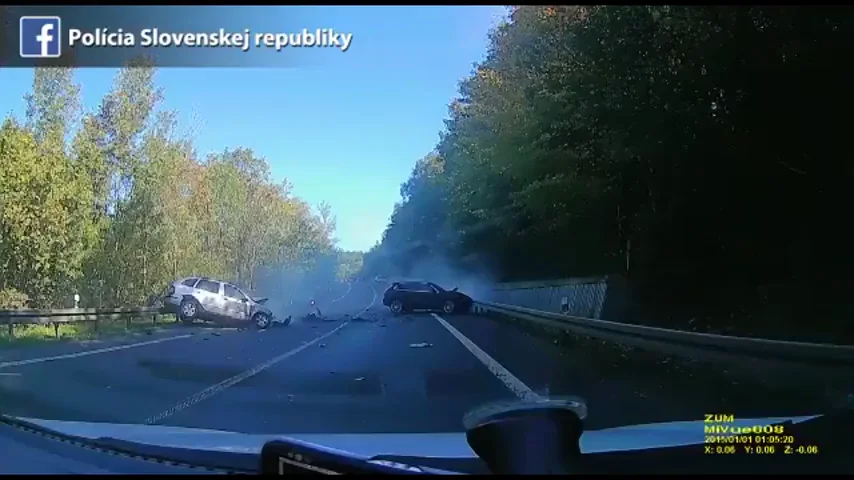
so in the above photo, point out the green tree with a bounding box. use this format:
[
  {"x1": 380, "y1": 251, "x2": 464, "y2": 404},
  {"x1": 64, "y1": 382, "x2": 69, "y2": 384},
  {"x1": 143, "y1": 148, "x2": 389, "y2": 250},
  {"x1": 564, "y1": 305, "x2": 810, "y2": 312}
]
[
  {"x1": 366, "y1": 6, "x2": 854, "y2": 337},
  {"x1": 2, "y1": 61, "x2": 344, "y2": 309},
  {"x1": 0, "y1": 120, "x2": 90, "y2": 307}
]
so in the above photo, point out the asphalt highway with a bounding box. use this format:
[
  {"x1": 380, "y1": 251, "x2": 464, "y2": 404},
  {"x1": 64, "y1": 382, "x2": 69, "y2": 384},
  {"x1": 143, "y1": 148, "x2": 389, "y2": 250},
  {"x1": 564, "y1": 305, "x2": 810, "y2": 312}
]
[{"x1": 0, "y1": 281, "x2": 842, "y2": 437}]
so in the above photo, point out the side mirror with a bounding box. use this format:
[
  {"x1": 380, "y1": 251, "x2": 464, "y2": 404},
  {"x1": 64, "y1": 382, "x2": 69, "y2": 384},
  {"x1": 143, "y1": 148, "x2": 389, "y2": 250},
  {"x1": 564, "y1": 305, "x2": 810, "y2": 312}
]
[{"x1": 452, "y1": 287, "x2": 459, "y2": 292}]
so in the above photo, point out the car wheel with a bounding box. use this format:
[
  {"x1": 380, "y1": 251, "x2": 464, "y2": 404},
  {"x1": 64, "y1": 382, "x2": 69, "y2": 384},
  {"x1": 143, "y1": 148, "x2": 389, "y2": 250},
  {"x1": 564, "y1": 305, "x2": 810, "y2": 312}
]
[
  {"x1": 180, "y1": 299, "x2": 198, "y2": 324},
  {"x1": 253, "y1": 313, "x2": 271, "y2": 330},
  {"x1": 389, "y1": 300, "x2": 404, "y2": 315},
  {"x1": 442, "y1": 300, "x2": 456, "y2": 314}
]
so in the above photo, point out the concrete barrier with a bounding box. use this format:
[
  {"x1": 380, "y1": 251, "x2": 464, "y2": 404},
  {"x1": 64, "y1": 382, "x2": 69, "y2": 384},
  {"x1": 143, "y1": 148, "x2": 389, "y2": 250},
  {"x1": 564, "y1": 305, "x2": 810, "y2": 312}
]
[{"x1": 485, "y1": 276, "x2": 627, "y2": 320}]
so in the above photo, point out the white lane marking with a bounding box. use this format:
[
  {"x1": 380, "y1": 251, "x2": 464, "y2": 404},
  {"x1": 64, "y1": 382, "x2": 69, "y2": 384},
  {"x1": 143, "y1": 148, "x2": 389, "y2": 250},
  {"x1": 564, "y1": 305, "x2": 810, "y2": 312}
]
[
  {"x1": 330, "y1": 282, "x2": 353, "y2": 304},
  {"x1": 145, "y1": 284, "x2": 377, "y2": 425},
  {"x1": 0, "y1": 372, "x2": 21, "y2": 376},
  {"x1": 431, "y1": 313, "x2": 542, "y2": 402},
  {"x1": 0, "y1": 334, "x2": 195, "y2": 370},
  {"x1": 355, "y1": 285, "x2": 378, "y2": 317},
  {"x1": 143, "y1": 322, "x2": 350, "y2": 425}
]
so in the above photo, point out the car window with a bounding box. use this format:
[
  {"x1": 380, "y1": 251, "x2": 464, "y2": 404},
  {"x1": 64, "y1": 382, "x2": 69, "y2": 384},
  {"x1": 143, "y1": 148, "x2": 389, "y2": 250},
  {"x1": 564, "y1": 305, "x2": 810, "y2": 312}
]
[
  {"x1": 181, "y1": 278, "x2": 198, "y2": 287},
  {"x1": 196, "y1": 280, "x2": 220, "y2": 294},
  {"x1": 402, "y1": 282, "x2": 434, "y2": 293},
  {"x1": 224, "y1": 284, "x2": 247, "y2": 301}
]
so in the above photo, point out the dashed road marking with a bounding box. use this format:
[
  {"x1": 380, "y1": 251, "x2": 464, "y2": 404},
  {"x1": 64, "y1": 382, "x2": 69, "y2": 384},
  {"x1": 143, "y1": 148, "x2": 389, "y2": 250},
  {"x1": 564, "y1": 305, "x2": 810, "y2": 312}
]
[
  {"x1": 330, "y1": 282, "x2": 353, "y2": 304},
  {"x1": 0, "y1": 334, "x2": 195, "y2": 370},
  {"x1": 431, "y1": 313, "x2": 542, "y2": 402},
  {"x1": 144, "y1": 284, "x2": 378, "y2": 425},
  {"x1": 143, "y1": 322, "x2": 350, "y2": 425},
  {"x1": 356, "y1": 285, "x2": 377, "y2": 317}
]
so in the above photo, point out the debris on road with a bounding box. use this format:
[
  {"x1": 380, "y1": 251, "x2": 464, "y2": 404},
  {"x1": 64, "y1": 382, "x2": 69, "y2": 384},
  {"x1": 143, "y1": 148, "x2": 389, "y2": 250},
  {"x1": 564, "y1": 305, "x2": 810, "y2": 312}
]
[
  {"x1": 354, "y1": 376, "x2": 365, "y2": 381},
  {"x1": 409, "y1": 342, "x2": 432, "y2": 348},
  {"x1": 319, "y1": 343, "x2": 327, "y2": 348}
]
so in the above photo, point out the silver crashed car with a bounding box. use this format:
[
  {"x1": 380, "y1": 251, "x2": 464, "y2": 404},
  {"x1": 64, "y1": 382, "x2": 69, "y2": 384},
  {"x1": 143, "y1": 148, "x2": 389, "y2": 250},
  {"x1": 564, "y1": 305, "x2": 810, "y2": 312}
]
[{"x1": 160, "y1": 276, "x2": 278, "y2": 329}]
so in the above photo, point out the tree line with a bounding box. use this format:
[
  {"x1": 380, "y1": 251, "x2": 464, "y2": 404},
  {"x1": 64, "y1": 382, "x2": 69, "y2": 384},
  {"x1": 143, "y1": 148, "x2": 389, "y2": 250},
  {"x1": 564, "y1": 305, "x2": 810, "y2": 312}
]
[
  {"x1": 363, "y1": 6, "x2": 854, "y2": 337},
  {"x1": 0, "y1": 59, "x2": 351, "y2": 309}
]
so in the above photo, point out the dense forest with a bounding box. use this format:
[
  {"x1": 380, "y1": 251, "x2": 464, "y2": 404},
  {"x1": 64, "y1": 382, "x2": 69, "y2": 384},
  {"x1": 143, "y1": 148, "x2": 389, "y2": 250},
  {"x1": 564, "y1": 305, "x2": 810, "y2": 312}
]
[
  {"x1": 363, "y1": 6, "x2": 854, "y2": 337},
  {"x1": 0, "y1": 59, "x2": 353, "y2": 309}
]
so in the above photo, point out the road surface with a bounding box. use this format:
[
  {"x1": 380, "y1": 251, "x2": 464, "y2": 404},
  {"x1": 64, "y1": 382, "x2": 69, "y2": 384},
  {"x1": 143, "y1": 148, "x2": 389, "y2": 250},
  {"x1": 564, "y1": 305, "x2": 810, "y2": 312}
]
[{"x1": 0, "y1": 281, "x2": 838, "y2": 436}]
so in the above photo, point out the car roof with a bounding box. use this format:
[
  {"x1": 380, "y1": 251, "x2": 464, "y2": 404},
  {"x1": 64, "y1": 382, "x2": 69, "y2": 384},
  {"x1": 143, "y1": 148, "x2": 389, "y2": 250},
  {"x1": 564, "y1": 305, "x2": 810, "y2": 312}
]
[{"x1": 188, "y1": 276, "x2": 235, "y2": 286}]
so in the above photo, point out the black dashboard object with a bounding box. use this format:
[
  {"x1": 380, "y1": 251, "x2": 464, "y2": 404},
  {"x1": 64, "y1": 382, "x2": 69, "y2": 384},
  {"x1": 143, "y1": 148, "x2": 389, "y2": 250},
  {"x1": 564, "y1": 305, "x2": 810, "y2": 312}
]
[{"x1": 466, "y1": 405, "x2": 584, "y2": 475}]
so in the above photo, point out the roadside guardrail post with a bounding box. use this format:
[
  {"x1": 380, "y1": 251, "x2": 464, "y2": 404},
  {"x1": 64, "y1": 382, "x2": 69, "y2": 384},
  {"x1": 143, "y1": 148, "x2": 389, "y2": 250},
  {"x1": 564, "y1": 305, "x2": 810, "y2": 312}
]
[{"x1": 1, "y1": 306, "x2": 161, "y2": 341}]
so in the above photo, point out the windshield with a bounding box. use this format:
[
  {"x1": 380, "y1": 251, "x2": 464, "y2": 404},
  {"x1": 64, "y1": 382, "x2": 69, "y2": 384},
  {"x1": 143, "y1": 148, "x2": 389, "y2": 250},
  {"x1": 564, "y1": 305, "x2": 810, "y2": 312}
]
[{"x1": 0, "y1": 5, "x2": 848, "y2": 470}]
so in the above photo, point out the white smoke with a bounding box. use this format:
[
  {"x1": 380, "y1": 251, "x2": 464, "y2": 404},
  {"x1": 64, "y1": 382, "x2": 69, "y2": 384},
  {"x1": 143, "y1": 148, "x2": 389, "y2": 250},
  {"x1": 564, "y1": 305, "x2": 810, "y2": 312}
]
[{"x1": 252, "y1": 254, "x2": 344, "y2": 321}]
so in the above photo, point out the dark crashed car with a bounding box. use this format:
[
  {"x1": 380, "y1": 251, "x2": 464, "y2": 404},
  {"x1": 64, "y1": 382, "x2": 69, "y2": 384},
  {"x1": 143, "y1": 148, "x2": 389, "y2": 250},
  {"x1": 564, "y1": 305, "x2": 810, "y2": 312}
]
[{"x1": 382, "y1": 281, "x2": 473, "y2": 315}]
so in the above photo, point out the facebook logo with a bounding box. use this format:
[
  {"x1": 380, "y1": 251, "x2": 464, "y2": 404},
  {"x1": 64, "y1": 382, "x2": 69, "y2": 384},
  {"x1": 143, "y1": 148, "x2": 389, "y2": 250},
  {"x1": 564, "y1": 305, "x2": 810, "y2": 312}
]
[{"x1": 20, "y1": 16, "x2": 62, "y2": 58}]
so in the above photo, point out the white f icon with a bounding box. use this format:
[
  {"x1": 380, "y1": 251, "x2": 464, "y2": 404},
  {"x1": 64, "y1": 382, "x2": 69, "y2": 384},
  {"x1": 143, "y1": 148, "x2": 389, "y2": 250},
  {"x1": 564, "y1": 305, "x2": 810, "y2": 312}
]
[{"x1": 36, "y1": 23, "x2": 54, "y2": 57}]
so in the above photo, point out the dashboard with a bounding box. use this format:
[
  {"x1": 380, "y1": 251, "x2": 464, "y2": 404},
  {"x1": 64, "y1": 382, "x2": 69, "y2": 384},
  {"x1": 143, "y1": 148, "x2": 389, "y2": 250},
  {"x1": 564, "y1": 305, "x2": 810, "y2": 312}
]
[
  {"x1": 1, "y1": 411, "x2": 851, "y2": 475},
  {"x1": 0, "y1": 418, "x2": 251, "y2": 474}
]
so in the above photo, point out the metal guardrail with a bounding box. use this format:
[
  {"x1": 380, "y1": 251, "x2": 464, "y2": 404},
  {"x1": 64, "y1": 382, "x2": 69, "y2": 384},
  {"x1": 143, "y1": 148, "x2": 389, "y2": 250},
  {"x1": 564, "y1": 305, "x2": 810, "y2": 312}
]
[
  {"x1": 0, "y1": 307, "x2": 163, "y2": 339},
  {"x1": 473, "y1": 301, "x2": 854, "y2": 365},
  {"x1": 492, "y1": 276, "x2": 608, "y2": 290}
]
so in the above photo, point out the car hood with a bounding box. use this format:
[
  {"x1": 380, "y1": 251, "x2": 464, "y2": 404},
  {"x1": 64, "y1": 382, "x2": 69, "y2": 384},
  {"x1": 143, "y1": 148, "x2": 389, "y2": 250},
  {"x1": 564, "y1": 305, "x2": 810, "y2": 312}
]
[{"x1": 10, "y1": 414, "x2": 820, "y2": 459}]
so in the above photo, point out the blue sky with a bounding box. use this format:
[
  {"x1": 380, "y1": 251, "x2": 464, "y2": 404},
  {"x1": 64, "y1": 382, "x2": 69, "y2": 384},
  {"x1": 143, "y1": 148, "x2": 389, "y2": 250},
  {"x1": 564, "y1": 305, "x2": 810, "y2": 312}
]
[{"x1": 0, "y1": 6, "x2": 506, "y2": 252}]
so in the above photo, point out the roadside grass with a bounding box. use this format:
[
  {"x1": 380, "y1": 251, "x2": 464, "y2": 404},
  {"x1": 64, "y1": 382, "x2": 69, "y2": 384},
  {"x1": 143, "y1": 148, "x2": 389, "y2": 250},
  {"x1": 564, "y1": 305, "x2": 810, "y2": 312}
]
[{"x1": 0, "y1": 314, "x2": 179, "y2": 347}]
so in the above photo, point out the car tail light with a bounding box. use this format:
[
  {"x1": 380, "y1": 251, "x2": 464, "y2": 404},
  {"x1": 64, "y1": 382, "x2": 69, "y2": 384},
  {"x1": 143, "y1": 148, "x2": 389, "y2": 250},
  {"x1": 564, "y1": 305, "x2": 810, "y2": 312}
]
[{"x1": 166, "y1": 285, "x2": 175, "y2": 296}]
